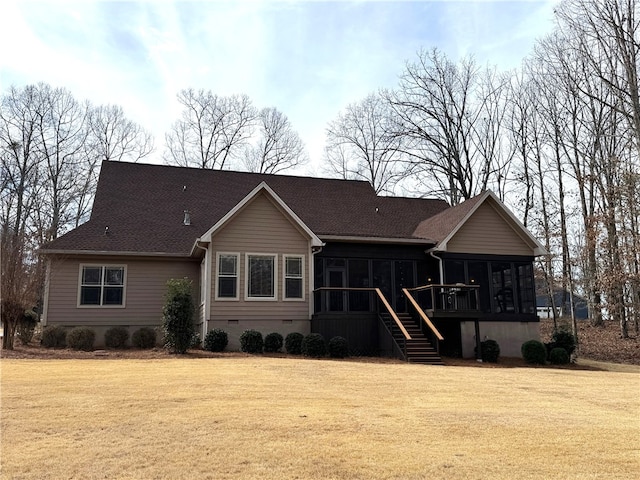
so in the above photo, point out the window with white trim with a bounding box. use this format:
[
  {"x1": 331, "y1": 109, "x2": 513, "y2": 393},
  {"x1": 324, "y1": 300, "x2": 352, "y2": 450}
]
[
  {"x1": 79, "y1": 265, "x2": 126, "y2": 306},
  {"x1": 284, "y1": 255, "x2": 304, "y2": 300},
  {"x1": 216, "y1": 253, "x2": 239, "y2": 299},
  {"x1": 246, "y1": 254, "x2": 277, "y2": 299}
]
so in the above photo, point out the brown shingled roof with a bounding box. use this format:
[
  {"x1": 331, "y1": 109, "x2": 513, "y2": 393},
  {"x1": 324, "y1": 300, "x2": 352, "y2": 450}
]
[
  {"x1": 42, "y1": 161, "x2": 451, "y2": 256},
  {"x1": 411, "y1": 193, "x2": 485, "y2": 243}
]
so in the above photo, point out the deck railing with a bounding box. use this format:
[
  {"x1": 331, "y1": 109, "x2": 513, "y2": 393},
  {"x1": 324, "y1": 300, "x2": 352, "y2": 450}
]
[{"x1": 407, "y1": 284, "x2": 481, "y2": 314}]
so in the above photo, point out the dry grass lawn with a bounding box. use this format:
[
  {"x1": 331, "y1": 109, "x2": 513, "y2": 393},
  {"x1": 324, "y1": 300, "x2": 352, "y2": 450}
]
[{"x1": 1, "y1": 357, "x2": 639, "y2": 480}]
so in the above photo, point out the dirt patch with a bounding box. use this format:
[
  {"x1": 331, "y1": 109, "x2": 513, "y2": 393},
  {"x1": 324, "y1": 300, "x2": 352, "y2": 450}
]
[{"x1": 539, "y1": 317, "x2": 640, "y2": 365}]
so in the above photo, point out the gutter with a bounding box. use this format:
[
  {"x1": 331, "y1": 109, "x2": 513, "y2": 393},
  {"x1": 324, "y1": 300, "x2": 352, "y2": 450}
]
[
  {"x1": 39, "y1": 249, "x2": 193, "y2": 258},
  {"x1": 320, "y1": 235, "x2": 437, "y2": 245}
]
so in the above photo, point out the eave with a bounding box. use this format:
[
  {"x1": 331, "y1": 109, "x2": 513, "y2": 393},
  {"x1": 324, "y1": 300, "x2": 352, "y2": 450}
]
[
  {"x1": 39, "y1": 249, "x2": 193, "y2": 258},
  {"x1": 319, "y1": 235, "x2": 437, "y2": 245}
]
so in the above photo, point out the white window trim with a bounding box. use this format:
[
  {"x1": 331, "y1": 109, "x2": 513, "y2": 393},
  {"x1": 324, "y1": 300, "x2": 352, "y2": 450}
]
[
  {"x1": 245, "y1": 253, "x2": 278, "y2": 301},
  {"x1": 77, "y1": 264, "x2": 127, "y2": 308},
  {"x1": 283, "y1": 254, "x2": 305, "y2": 301},
  {"x1": 215, "y1": 252, "x2": 240, "y2": 301}
]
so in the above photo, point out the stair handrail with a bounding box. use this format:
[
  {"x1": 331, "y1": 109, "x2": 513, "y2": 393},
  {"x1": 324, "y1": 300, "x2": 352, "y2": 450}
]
[
  {"x1": 313, "y1": 287, "x2": 411, "y2": 340},
  {"x1": 402, "y1": 288, "x2": 444, "y2": 341},
  {"x1": 374, "y1": 288, "x2": 411, "y2": 340}
]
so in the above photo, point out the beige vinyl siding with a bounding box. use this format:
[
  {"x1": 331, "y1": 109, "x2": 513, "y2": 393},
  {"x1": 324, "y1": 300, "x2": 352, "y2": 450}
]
[
  {"x1": 210, "y1": 192, "x2": 311, "y2": 323},
  {"x1": 446, "y1": 202, "x2": 535, "y2": 256},
  {"x1": 45, "y1": 255, "x2": 200, "y2": 329}
]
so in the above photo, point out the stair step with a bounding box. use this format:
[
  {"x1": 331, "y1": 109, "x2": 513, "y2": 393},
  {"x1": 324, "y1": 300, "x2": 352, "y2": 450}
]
[{"x1": 382, "y1": 310, "x2": 444, "y2": 365}]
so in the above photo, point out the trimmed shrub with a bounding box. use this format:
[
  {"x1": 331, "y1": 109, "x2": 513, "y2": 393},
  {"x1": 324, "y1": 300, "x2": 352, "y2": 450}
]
[
  {"x1": 285, "y1": 332, "x2": 304, "y2": 355},
  {"x1": 204, "y1": 329, "x2": 228, "y2": 352},
  {"x1": 66, "y1": 327, "x2": 96, "y2": 351},
  {"x1": 480, "y1": 339, "x2": 500, "y2": 363},
  {"x1": 240, "y1": 329, "x2": 264, "y2": 354},
  {"x1": 302, "y1": 333, "x2": 326, "y2": 358},
  {"x1": 190, "y1": 332, "x2": 202, "y2": 349},
  {"x1": 17, "y1": 310, "x2": 39, "y2": 345},
  {"x1": 41, "y1": 325, "x2": 67, "y2": 348},
  {"x1": 104, "y1": 327, "x2": 129, "y2": 349},
  {"x1": 549, "y1": 347, "x2": 570, "y2": 365},
  {"x1": 328, "y1": 336, "x2": 349, "y2": 358},
  {"x1": 521, "y1": 340, "x2": 547, "y2": 365},
  {"x1": 162, "y1": 278, "x2": 195, "y2": 354},
  {"x1": 551, "y1": 327, "x2": 577, "y2": 357},
  {"x1": 132, "y1": 327, "x2": 157, "y2": 349},
  {"x1": 264, "y1": 332, "x2": 284, "y2": 353}
]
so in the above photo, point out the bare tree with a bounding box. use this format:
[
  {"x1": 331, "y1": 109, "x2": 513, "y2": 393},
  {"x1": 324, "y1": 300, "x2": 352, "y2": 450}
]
[
  {"x1": 517, "y1": 1, "x2": 640, "y2": 337},
  {"x1": 389, "y1": 48, "x2": 510, "y2": 204},
  {"x1": 88, "y1": 104, "x2": 154, "y2": 163},
  {"x1": 31, "y1": 85, "x2": 91, "y2": 244},
  {"x1": 556, "y1": 0, "x2": 640, "y2": 155},
  {"x1": 0, "y1": 83, "x2": 155, "y2": 348},
  {"x1": 0, "y1": 85, "x2": 42, "y2": 242},
  {"x1": 0, "y1": 85, "x2": 44, "y2": 350},
  {"x1": 324, "y1": 92, "x2": 408, "y2": 194},
  {"x1": 243, "y1": 107, "x2": 308, "y2": 174},
  {"x1": 165, "y1": 89, "x2": 256, "y2": 169},
  {"x1": 1, "y1": 226, "x2": 44, "y2": 349}
]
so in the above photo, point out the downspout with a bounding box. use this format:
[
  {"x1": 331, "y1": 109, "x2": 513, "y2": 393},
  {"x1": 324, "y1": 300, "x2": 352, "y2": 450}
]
[
  {"x1": 428, "y1": 247, "x2": 482, "y2": 361},
  {"x1": 427, "y1": 248, "x2": 444, "y2": 284},
  {"x1": 194, "y1": 241, "x2": 210, "y2": 341}
]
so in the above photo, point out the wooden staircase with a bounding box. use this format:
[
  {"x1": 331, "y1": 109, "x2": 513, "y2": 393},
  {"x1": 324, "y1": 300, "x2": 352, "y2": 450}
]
[{"x1": 383, "y1": 312, "x2": 444, "y2": 365}]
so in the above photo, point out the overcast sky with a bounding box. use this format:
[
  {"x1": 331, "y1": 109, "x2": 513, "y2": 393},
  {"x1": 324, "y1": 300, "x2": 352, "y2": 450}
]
[{"x1": 1, "y1": 0, "x2": 559, "y2": 173}]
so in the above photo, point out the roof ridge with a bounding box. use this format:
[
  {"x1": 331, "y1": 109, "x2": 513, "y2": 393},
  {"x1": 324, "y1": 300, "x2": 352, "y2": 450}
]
[{"x1": 102, "y1": 160, "x2": 375, "y2": 186}]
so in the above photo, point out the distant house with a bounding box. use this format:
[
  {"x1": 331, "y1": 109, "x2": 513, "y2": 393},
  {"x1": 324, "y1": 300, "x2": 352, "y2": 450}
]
[
  {"x1": 536, "y1": 289, "x2": 589, "y2": 320},
  {"x1": 40, "y1": 162, "x2": 546, "y2": 362}
]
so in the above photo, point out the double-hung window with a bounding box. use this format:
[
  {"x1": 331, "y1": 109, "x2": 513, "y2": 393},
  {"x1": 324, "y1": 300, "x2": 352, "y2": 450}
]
[
  {"x1": 216, "y1": 253, "x2": 239, "y2": 299},
  {"x1": 284, "y1": 255, "x2": 304, "y2": 300},
  {"x1": 246, "y1": 254, "x2": 277, "y2": 300},
  {"x1": 79, "y1": 265, "x2": 126, "y2": 306}
]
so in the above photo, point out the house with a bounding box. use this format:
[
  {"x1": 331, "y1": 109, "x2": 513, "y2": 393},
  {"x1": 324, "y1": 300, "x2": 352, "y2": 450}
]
[
  {"x1": 40, "y1": 161, "x2": 546, "y2": 362},
  {"x1": 536, "y1": 289, "x2": 589, "y2": 320}
]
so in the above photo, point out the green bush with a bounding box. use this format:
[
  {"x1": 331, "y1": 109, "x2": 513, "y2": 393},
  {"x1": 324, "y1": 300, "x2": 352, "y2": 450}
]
[
  {"x1": 17, "y1": 310, "x2": 39, "y2": 345},
  {"x1": 204, "y1": 329, "x2": 228, "y2": 352},
  {"x1": 190, "y1": 332, "x2": 202, "y2": 349},
  {"x1": 480, "y1": 339, "x2": 500, "y2": 363},
  {"x1": 521, "y1": 340, "x2": 547, "y2": 365},
  {"x1": 551, "y1": 327, "x2": 577, "y2": 357},
  {"x1": 285, "y1": 332, "x2": 304, "y2": 355},
  {"x1": 162, "y1": 278, "x2": 195, "y2": 354},
  {"x1": 132, "y1": 327, "x2": 157, "y2": 349},
  {"x1": 66, "y1": 327, "x2": 96, "y2": 351},
  {"x1": 549, "y1": 347, "x2": 570, "y2": 365},
  {"x1": 104, "y1": 327, "x2": 129, "y2": 349},
  {"x1": 41, "y1": 325, "x2": 67, "y2": 348},
  {"x1": 328, "y1": 336, "x2": 349, "y2": 358},
  {"x1": 302, "y1": 333, "x2": 326, "y2": 358},
  {"x1": 240, "y1": 329, "x2": 263, "y2": 354},
  {"x1": 264, "y1": 332, "x2": 284, "y2": 353}
]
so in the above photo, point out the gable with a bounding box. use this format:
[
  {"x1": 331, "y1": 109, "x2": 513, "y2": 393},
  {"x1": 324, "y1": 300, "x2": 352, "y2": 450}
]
[
  {"x1": 212, "y1": 191, "x2": 310, "y2": 250},
  {"x1": 445, "y1": 201, "x2": 536, "y2": 256}
]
